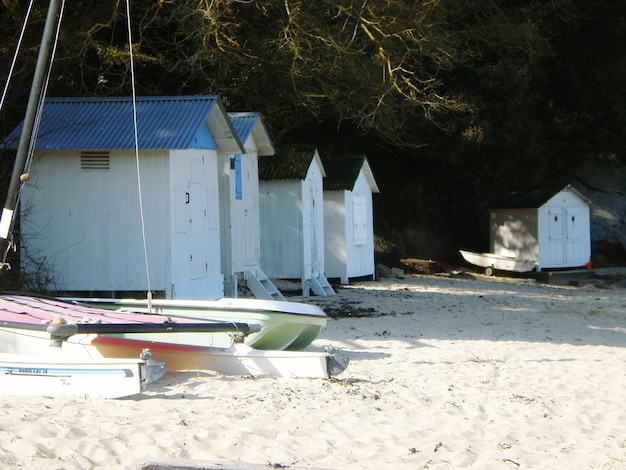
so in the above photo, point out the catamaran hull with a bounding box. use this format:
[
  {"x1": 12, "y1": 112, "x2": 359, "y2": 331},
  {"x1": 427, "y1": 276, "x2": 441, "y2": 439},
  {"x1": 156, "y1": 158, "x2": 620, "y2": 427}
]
[
  {"x1": 0, "y1": 323, "x2": 347, "y2": 380},
  {"x1": 63, "y1": 297, "x2": 328, "y2": 351},
  {"x1": 0, "y1": 324, "x2": 166, "y2": 398},
  {"x1": 0, "y1": 295, "x2": 347, "y2": 379},
  {"x1": 93, "y1": 335, "x2": 348, "y2": 379}
]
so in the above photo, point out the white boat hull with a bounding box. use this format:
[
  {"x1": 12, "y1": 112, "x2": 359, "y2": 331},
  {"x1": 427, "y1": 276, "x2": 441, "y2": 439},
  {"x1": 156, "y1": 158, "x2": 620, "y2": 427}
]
[
  {"x1": 0, "y1": 352, "x2": 164, "y2": 399},
  {"x1": 0, "y1": 321, "x2": 347, "y2": 380},
  {"x1": 92, "y1": 335, "x2": 348, "y2": 379},
  {"x1": 460, "y1": 250, "x2": 537, "y2": 275}
]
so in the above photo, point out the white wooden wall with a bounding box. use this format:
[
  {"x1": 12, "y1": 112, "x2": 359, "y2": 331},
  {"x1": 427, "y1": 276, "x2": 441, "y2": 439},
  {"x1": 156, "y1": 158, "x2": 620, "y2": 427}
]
[
  {"x1": 21, "y1": 148, "x2": 224, "y2": 298},
  {"x1": 323, "y1": 191, "x2": 347, "y2": 282},
  {"x1": 301, "y1": 162, "x2": 325, "y2": 281},
  {"x1": 490, "y1": 209, "x2": 539, "y2": 261},
  {"x1": 259, "y1": 179, "x2": 303, "y2": 279},
  {"x1": 21, "y1": 149, "x2": 168, "y2": 292},
  {"x1": 259, "y1": 158, "x2": 326, "y2": 282}
]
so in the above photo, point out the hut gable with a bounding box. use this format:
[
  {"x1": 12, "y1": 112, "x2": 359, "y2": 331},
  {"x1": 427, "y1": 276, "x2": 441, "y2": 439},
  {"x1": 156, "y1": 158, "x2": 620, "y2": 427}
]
[
  {"x1": 228, "y1": 112, "x2": 275, "y2": 156},
  {"x1": 322, "y1": 156, "x2": 380, "y2": 193}
]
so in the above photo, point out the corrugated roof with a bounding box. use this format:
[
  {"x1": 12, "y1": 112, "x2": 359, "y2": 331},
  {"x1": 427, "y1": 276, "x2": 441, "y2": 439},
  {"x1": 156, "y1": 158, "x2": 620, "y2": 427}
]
[
  {"x1": 258, "y1": 144, "x2": 318, "y2": 181},
  {"x1": 322, "y1": 156, "x2": 366, "y2": 191},
  {"x1": 229, "y1": 112, "x2": 259, "y2": 143},
  {"x1": 229, "y1": 112, "x2": 275, "y2": 156},
  {"x1": 4, "y1": 96, "x2": 227, "y2": 150},
  {"x1": 322, "y1": 155, "x2": 380, "y2": 193},
  {"x1": 490, "y1": 184, "x2": 590, "y2": 209}
]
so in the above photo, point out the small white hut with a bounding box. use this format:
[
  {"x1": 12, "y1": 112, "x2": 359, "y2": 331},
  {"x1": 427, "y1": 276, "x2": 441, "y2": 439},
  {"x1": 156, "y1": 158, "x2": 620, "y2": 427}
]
[
  {"x1": 322, "y1": 156, "x2": 380, "y2": 284},
  {"x1": 219, "y1": 112, "x2": 284, "y2": 300},
  {"x1": 490, "y1": 184, "x2": 592, "y2": 270},
  {"x1": 11, "y1": 95, "x2": 243, "y2": 299},
  {"x1": 258, "y1": 145, "x2": 334, "y2": 296}
]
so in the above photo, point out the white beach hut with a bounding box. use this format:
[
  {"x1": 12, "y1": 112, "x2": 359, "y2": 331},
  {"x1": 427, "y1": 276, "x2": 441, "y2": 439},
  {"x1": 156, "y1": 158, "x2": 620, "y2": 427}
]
[
  {"x1": 219, "y1": 112, "x2": 284, "y2": 300},
  {"x1": 489, "y1": 184, "x2": 592, "y2": 270},
  {"x1": 258, "y1": 145, "x2": 335, "y2": 296},
  {"x1": 322, "y1": 156, "x2": 380, "y2": 284},
  {"x1": 8, "y1": 96, "x2": 243, "y2": 299}
]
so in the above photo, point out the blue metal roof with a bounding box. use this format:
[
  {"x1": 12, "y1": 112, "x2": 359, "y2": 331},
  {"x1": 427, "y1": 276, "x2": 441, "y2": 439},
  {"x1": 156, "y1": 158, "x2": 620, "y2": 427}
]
[
  {"x1": 228, "y1": 111, "x2": 275, "y2": 156},
  {"x1": 228, "y1": 112, "x2": 260, "y2": 143},
  {"x1": 4, "y1": 96, "x2": 224, "y2": 150}
]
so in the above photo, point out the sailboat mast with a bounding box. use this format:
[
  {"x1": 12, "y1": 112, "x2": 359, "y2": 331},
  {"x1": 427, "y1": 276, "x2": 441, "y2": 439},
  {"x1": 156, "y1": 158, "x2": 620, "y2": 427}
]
[{"x1": 0, "y1": 0, "x2": 63, "y2": 268}]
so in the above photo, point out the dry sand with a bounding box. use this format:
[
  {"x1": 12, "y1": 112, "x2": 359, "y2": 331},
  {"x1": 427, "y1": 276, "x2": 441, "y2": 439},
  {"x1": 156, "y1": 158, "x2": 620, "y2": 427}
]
[{"x1": 0, "y1": 273, "x2": 625, "y2": 469}]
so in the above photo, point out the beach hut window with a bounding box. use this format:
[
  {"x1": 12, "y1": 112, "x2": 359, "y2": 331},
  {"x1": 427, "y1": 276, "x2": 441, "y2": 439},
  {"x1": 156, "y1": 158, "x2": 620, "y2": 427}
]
[
  {"x1": 234, "y1": 154, "x2": 242, "y2": 200},
  {"x1": 80, "y1": 151, "x2": 110, "y2": 171}
]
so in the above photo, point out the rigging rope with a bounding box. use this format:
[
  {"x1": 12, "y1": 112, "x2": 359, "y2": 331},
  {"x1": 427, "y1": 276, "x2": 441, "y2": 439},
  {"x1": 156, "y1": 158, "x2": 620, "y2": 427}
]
[
  {"x1": 0, "y1": 0, "x2": 35, "y2": 114},
  {"x1": 125, "y1": 0, "x2": 153, "y2": 312}
]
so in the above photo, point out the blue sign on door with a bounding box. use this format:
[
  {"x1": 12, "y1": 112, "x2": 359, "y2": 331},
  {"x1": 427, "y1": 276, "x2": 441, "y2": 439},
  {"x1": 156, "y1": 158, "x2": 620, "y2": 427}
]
[{"x1": 234, "y1": 154, "x2": 242, "y2": 200}]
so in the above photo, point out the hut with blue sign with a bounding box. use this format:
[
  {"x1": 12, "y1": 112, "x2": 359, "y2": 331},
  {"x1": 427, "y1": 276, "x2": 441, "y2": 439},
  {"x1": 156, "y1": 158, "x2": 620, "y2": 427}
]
[
  {"x1": 220, "y1": 112, "x2": 284, "y2": 299},
  {"x1": 5, "y1": 95, "x2": 242, "y2": 299}
]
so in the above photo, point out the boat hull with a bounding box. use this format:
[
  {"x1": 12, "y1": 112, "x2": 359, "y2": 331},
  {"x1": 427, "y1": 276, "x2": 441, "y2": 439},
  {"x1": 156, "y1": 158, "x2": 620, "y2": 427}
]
[
  {"x1": 460, "y1": 250, "x2": 537, "y2": 275},
  {"x1": 0, "y1": 295, "x2": 347, "y2": 379},
  {"x1": 63, "y1": 297, "x2": 328, "y2": 351},
  {"x1": 0, "y1": 351, "x2": 164, "y2": 399},
  {"x1": 93, "y1": 335, "x2": 347, "y2": 379}
]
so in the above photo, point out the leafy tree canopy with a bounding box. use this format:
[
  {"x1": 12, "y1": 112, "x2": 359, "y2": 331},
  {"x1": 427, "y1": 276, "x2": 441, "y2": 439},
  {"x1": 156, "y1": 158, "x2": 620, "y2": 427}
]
[{"x1": 1, "y1": 0, "x2": 625, "y2": 241}]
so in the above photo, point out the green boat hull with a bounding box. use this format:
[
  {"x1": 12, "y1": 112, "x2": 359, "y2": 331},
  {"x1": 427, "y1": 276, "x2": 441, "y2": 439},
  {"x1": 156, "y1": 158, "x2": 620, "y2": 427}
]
[{"x1": 62, "y1": 297, "x2": 328, "y2": 351}]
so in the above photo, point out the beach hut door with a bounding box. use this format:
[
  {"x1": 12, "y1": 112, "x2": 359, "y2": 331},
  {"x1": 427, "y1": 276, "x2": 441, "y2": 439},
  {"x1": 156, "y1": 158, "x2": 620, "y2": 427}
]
[
  {"x1": 547, "y1": 208, "x2": 565, "y2": 265},
  {"x1": 564, "y1": 208, "x2": 583, "y2": 263},
  {"x1": 309, "y1": 181, "x2": 321, "y2": 276},
  {"x1": 174, "y1": 158, "x2": 210, "y2": 278},
  {"x1": 547, "y1": 207, "x2": 583, "y2": 266},
  {"x1": 353, "y1": 197, "x2": 367, "y2": 245}
]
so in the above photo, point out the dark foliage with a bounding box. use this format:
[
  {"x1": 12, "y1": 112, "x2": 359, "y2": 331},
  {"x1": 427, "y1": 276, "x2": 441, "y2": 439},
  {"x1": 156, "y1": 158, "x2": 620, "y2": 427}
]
[{"x1": 0, "y1": 0, "x2": 624, "y2": 280}]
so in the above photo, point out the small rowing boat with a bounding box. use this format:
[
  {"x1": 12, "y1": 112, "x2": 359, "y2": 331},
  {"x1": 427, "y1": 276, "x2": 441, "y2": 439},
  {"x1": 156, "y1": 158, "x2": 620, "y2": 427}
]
[{"x1": 459, "y1": 250, "x2": 538, "y2": 276}]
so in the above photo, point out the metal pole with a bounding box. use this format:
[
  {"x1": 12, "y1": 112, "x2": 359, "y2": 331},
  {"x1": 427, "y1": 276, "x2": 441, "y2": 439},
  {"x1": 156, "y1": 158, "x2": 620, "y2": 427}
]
[{"x1": 0, "y1": 0, "x2": 63, "y2": 268}]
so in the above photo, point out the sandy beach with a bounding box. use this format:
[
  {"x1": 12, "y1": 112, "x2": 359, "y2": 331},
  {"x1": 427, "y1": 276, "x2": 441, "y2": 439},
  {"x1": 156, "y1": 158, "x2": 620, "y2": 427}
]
[{"x1": 0, "y1": 272, "x2": 625, "y2": 469}]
